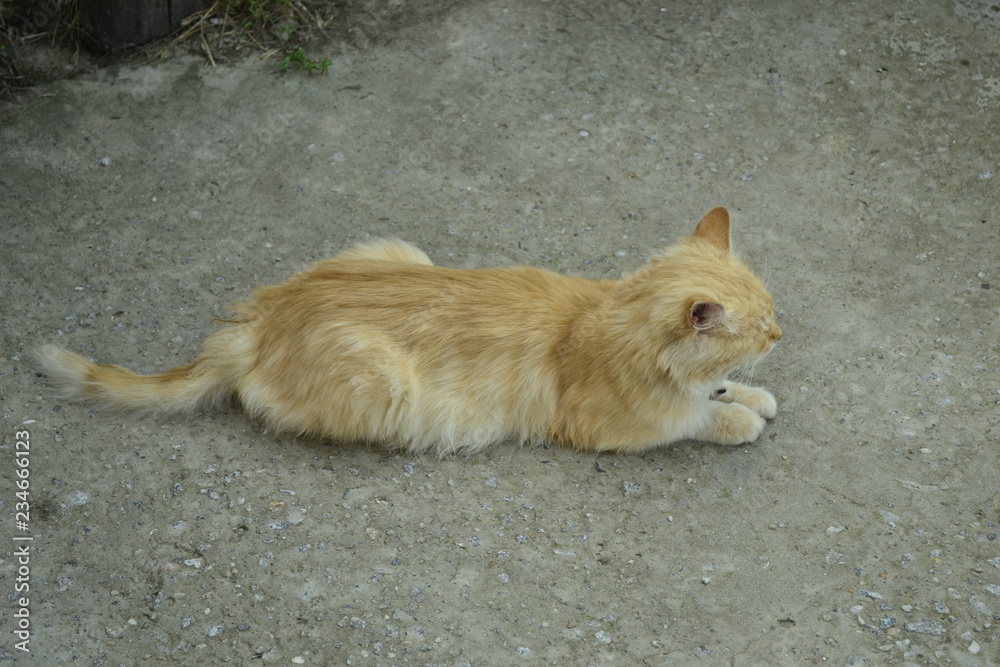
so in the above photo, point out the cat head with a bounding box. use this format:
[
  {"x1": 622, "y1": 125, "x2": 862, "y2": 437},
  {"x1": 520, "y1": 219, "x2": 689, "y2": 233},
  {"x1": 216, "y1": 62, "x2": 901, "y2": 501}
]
[{"x1": 618, "y1": 207, "x2": 781, "y2": 384}]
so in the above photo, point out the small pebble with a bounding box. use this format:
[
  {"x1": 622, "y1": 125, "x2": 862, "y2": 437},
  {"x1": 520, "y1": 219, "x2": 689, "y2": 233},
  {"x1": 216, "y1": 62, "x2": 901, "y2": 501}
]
[
  {"x1": 904, "y1": 619, "x2": 944, "y2": 636},
  {"x1": 969, "y1": 596, "x2": 994, "y2": 615},
  {"x1": 98, "y1": 157, "x2": 111, "y2": 167}
]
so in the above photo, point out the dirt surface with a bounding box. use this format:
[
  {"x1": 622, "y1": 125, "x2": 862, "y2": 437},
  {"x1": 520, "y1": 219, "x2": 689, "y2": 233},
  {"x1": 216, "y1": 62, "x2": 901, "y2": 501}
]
[{"x1": 2, "y1": 0, "x2": 999, "y2": 664}]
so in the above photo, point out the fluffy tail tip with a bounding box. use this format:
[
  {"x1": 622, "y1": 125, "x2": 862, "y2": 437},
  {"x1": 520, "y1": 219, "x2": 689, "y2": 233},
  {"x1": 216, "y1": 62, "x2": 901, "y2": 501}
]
[{"x1": 35, "y1": 344, "x2": 92, "y2": 400}]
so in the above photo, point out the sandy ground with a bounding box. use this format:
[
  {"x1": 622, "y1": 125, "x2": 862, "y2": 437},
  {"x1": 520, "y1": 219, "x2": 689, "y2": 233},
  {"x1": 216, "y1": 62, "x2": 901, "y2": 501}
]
[{"x1": 2, "y1": 0, "x2": 999, "y2": 664}]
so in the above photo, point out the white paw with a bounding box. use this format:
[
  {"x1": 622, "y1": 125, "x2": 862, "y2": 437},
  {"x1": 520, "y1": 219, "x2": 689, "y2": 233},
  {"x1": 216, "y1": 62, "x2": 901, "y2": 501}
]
[
  {"x1": 712, "y1": 403, "x2": 766, "y2": 446},
  {"x1": 720, "y1": 381, "x2": 777, "y2": 419},
  {"x1": 745, "y1": 387, "x2": 777, "y2": 419}
]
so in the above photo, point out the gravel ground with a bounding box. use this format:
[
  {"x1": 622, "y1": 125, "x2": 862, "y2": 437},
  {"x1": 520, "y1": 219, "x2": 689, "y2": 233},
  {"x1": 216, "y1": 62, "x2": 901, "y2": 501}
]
[{"x1": 1, "y1": 0, "x2": 999, "y2": 664}]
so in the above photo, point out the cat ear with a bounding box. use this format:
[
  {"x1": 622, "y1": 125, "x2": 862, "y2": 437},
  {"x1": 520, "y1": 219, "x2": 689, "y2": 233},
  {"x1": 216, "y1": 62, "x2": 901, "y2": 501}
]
[
  {"x1": 688, "y1": 301, "x2": 726, "y2": 332},
  {"x1": 693, "y1": 207, "x2": 731, "y2": 253}
]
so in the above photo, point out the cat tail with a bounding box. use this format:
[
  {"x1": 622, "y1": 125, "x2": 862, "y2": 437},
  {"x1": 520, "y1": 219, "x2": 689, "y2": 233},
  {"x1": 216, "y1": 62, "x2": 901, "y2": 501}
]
[{"x1": 36, "y1": 343, "x2": 235, "y2": 415}]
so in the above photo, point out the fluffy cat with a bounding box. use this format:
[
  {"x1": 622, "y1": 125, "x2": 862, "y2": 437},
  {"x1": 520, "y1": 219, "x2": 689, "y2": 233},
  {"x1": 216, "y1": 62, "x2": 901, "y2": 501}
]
[{"x1": 37, "y1": 207, "x2": 780, "y2": 455}]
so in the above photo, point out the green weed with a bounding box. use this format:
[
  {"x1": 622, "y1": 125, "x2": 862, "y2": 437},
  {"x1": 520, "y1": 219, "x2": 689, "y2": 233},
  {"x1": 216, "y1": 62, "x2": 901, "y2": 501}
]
[{"x1": 277, "y1": 46, "x2": 331, "y2": 75}]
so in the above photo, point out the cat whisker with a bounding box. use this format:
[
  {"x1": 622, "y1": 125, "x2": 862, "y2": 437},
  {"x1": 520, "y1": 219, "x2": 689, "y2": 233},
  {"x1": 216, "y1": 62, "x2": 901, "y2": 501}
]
[{"x1": 731, "y1": 357, "x2": 761, "y2": 386}]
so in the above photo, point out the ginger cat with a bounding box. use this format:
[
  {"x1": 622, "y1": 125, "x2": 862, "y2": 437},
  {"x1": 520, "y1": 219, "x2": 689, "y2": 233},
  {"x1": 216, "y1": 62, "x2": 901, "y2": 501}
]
[{"x1": 38, "y1": 207, "x2": 780, "y2": 455}]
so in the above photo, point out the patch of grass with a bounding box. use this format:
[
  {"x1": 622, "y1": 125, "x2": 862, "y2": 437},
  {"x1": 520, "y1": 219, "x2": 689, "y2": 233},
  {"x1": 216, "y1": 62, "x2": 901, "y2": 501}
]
[
  {"x1": 167, "y1": 0, "x2": 335, "y2": 75},
  {"x1": 277, "y1": 45, "x2": 331, "y2": 75},
  {"x1": 236, "y1": 0, "x2": 293, "y2": 28},
  {"x1": 1, "y1": 0, "x2": 93, "y2": 96},
  {"x1": 0, "y1": 0, "x2": 82, "y2": 99},
  {"x1": 0, "y1": 0, "x2": 336, "y2": 99}
]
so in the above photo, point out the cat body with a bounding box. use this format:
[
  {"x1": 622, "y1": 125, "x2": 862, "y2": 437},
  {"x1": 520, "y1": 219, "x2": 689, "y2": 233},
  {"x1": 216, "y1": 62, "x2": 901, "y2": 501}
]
[{"x1": 38, "y1": 207, "x2": 780, "y2": 455}]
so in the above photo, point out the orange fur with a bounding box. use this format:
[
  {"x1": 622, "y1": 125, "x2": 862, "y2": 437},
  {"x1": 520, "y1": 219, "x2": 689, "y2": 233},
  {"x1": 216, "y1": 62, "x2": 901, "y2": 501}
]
[{"x1": 37, "y1": 207, "x2": 781, "y2": 455}]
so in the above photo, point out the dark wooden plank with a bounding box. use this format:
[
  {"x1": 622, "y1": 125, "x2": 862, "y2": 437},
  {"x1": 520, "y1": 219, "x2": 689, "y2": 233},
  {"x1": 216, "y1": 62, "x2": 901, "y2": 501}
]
[{"x1": 79, "y1": 0, "x2": 213, "y2": 52}]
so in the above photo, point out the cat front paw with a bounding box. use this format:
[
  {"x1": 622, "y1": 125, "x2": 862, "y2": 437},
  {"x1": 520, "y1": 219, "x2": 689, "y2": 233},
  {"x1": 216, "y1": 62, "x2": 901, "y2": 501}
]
[
  {"x1": 719, "y1": 381, "x2": 777, "y2": 419},
  {"x1": 707, "y1": 403, "x2": 766, "y2": 446},
  {"x1": 743, "y1": 387, "x2": 777, "y2": 419}
]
